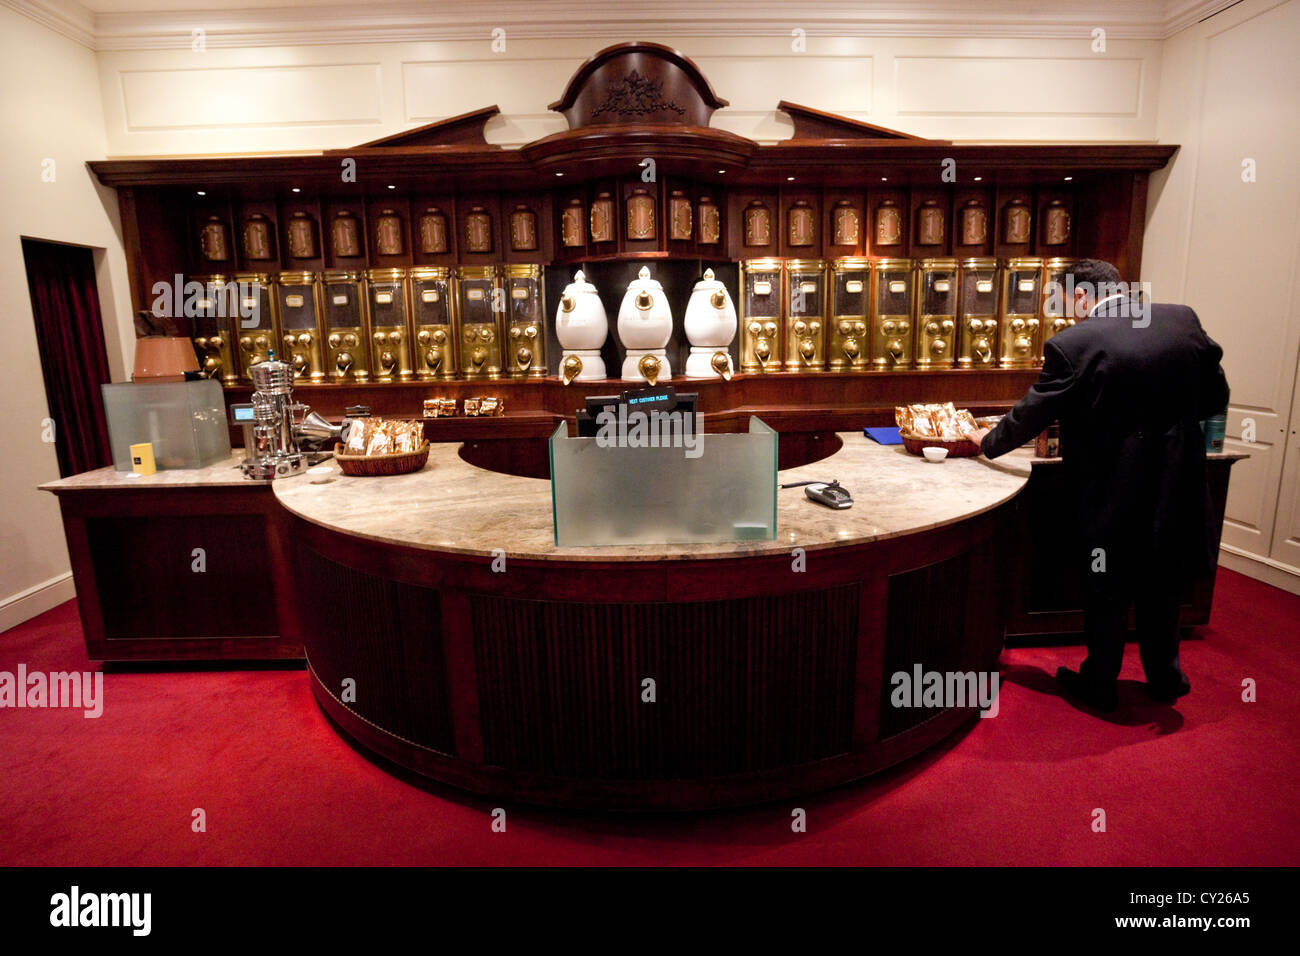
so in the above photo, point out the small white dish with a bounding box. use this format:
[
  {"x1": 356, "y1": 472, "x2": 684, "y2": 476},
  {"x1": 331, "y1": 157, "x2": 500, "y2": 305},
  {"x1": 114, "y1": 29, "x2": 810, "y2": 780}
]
[{"x1": 922, "y1": 446, "x2": 949, "y2": 463}]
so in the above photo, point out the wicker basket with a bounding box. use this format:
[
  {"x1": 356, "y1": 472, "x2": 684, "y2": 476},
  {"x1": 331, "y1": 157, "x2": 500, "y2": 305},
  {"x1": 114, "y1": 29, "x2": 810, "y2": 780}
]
[
  {"x1": 333, "y1": 442, "x2": 430, "y2": 476},
  {"x1": 899, "y1": 430, "x2": 982, "y2": 458}
]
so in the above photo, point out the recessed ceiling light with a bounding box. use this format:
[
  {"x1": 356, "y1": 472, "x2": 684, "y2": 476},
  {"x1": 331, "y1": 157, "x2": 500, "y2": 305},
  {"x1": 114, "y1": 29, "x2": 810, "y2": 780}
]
[
  {"x1": 196, "y1": 190, "x2": 206, "y2": 196},
  {"x1": 291, "y1": 187, "x2": 301, "y2": 193},
  {"x1": 881, "y1": 177, "x2": 888, "y2": 182},
  {"x1": 1064, "y1": 176, "x2": 1073, "y2": 181},
  {"x1": 717, "y1": 169, "x2": 725, "y2": 174},
  {"x1": 387, "y1": 184, "x2": 396, "y2": 189},
  {"x1": 787, "y1": 176, "x2": 795, "y2": 181},
  {"x1": 973, "y1": 176, "x2": 982, "y2": 182},
  {"x1": 555, "y1": 172, "x2": 564, "y2": 177}
]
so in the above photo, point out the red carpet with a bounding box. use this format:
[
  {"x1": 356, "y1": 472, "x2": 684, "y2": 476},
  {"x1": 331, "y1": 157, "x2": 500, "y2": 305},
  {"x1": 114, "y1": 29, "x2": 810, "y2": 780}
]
[{"x1": 1, "y1": 568, "x2": 1297, "y2": 866}]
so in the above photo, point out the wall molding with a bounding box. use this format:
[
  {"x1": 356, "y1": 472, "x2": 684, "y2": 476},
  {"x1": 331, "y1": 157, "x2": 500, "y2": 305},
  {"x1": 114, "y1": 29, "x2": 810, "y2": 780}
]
[
  {"x1": 0, "y1": 571, "x2": 75, "y2": 635},
  {"x1": 1220, "y1": 545, "x2": 1300, "y2": 597},
  {"x1": 3, "y1": 0, "x2": 1247, "y2": 52}
]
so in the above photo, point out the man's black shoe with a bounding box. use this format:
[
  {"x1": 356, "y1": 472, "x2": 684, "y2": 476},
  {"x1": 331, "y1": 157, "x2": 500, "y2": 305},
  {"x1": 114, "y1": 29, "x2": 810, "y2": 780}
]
[
  {"x1": 1056, "y1": 667, "x2": 1119, "y2": 712},
  {"x1": 1146, "y1": 676, "x2": 1191, "y2": 702}
]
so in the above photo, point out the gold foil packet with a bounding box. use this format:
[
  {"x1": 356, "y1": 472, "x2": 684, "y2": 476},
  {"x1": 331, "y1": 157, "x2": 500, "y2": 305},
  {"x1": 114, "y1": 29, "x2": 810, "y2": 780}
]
[{"x1": 464, "y1": 397, "x2": 482, "y2": 416}]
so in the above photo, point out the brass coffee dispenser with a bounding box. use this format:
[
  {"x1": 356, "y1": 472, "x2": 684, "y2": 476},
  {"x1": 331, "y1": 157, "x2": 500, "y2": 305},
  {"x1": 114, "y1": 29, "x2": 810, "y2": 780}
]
[
  {"x1": 957, "y1": 257, "x2": 999, "y2": 369},
  {"x1": 234, "y1": 272, "x2": 277, "y2": 384},
  {"x1": 190, "y1": 274, "x2": 237, "y2": 385},
  {"x1": 915, "y1": 258, "x2": 958, "y2": 369},
  {"x1": 410, "y1": 266, "x2": 455, "y2": 381},
  {"x1": 503, "y1": 264, "x2": 547, "y2": 378},
  {"x1": 871, "y1": 258, "x2": 915, "y2": 370},
  {"x1": 455, "y1": 265, "x2": 503, "y2": 379},
  {"x1": 322, "y1": 270, "x2": 369, "y2": 382},
  {"x1": 783, "y1": 259, "x2": 826, "y2": 372},
  {"x1": 740, "y1": 259, "x2": 783, "y2": 373},
  {"x1": 998, "y1": 257, "x2": 1043, "y2": 368},
  {"x1": 365, "y1": 268, "x2": 413, "y2": 382},
  {"x1": 1041, "y1": 257, "x2": 1077, "y2": 356},
  {"x1": 829, "y1": 258, "x2": 870, "y2": 372},
  {"x1": 275, "y1": 272, "x2": 325, "y2": 383}
]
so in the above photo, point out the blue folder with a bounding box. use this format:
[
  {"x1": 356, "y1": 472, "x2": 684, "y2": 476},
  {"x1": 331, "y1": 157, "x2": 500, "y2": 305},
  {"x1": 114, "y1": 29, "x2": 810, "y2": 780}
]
[{"x1": 864, "y1": 426, "x2": 903, "y2": 445}]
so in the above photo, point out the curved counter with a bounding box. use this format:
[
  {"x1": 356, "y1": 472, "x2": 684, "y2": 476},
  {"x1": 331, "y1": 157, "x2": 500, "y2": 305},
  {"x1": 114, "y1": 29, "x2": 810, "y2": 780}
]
[{"x1": 274, "y1": 435, "x2": 1031, "y2": 810}]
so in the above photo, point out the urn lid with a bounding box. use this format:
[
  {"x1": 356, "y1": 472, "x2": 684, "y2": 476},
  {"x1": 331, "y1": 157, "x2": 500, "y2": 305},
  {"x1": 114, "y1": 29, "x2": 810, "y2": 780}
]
[
  {"x1": 626, "y1": 265, "x2": 663, "y2": 293},
  {"x1": 562, "y1": 269, "x2": 598, "y2": 295},
  {"x1": 691, "y1": 268, "x2": 726, "y2": 293}
]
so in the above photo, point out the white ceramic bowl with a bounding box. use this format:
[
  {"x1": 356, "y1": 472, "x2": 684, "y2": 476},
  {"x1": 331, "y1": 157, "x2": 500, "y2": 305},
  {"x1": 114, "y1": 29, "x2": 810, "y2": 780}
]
[{"x1": 922, "y1": 446, "x2": 949, "y2": 462}]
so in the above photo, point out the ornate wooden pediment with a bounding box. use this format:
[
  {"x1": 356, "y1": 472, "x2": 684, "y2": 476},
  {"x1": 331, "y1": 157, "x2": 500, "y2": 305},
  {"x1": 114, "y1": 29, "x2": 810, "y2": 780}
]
[{"x1": 548, "y1": 41, "x2": 728, "y2": 129}]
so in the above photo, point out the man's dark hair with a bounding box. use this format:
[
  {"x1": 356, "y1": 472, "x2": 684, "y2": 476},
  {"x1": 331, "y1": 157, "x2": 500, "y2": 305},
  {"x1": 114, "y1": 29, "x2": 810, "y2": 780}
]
[{"x1": 1066, "y1": 258, "x2": 1122, "y2": 291}]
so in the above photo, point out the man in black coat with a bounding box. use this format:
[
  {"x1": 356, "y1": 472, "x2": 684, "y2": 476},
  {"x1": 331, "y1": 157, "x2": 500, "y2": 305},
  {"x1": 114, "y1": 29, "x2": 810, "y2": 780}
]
[{"x1": 966, "y1": 259, "x2": 1230, "y2": 712}]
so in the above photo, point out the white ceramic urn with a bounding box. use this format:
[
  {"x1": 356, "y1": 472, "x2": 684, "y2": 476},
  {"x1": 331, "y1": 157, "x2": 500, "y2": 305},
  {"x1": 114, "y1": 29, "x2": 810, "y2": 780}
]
[
  {"x1": 554, "y1": 270, "x2": 608, "y2": 383},
  {"x1": 683, "y1": 268, "x2": 737, "y2": 379},
  {"x1": 617, "y1": 266, "x2": 673, "y2": 382}
]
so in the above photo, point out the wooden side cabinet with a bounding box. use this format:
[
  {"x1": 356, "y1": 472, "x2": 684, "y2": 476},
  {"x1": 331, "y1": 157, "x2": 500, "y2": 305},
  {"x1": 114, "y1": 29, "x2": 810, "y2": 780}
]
[{"x1": 50, "y1": 482, "x2": 302, "y2": 662}]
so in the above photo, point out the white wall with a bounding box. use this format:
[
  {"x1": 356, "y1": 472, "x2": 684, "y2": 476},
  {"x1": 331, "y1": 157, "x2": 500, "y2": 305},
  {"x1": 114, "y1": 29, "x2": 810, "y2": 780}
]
[
  {"x1": 0, "y1": 5, "x2": 137, "y2": 631},
  {"x1": 94, "y1": 34, "x2": 1163, "y2": 155},
  {"x1": 1143, "y1": 0, "x2": 1300, "y2": 592}
]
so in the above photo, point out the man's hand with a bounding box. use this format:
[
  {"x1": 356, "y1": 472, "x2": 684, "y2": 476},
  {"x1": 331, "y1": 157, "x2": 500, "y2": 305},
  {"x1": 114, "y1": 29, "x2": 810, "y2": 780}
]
[{"x1": 964, "y1": 426, "x2": 990, "y2": 451}]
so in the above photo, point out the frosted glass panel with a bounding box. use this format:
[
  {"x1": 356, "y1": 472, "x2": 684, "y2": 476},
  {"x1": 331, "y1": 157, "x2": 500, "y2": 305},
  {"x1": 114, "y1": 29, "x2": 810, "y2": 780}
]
[
  {"x1": 550, "y1": 416, "x2": 777, "y2": 546},
  {"x1": 102, "y1": 379, "x2": 231, "y2": 471}
]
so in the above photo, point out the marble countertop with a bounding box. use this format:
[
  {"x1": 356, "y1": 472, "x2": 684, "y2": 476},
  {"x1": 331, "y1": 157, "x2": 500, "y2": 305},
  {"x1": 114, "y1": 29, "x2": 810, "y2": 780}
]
[
  {"x1": 39, "y1": 452, "x2": 257, "y2": 491},
  {"x1": 273, "y1": 435, "x2": 1035, "y2": 562}
]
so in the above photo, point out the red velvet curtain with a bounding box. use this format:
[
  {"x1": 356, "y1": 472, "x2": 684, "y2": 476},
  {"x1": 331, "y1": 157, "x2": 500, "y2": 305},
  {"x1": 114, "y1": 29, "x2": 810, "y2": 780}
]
[{"x1": 22, "y1": 239, "x2": 114, "y2": 477}]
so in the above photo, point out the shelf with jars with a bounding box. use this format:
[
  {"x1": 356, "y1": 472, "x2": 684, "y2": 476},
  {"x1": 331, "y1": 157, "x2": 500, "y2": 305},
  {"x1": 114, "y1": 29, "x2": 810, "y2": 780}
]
[{"x1": 95, "y1": 41, "x2": 1173, "y2": 425}]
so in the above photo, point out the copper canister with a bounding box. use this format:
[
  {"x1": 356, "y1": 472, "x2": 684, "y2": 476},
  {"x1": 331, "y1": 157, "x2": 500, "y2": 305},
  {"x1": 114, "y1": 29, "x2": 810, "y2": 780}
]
[
  {"x1": 322, "y1": 270, "x2": 368, "y2": 382},
  {"x1": 365, "y1": 268, "x2": 412, "y2": 381},
  {"x1": 503, "y1": 264, "x2": 547, "y2": 378},
  {"x1": 190, "y1": 274, "x2": 237, "y2": 384},
  {"x1": 589, "y1": 193, "x2": 614, "y2": 244},
  {"x1": 784, "y1": 259, "x2": 826, "y2": 372},
  {"x1": 739, "y1": 259, "x2": 782, "y2": 373},
  {"x1": 998, "y1": 257, "x2": 1043, "y2": 368},
  {"x1": 418, "y1": 207, "x2": 448, "y2": 255},
  {"x1": 411, "y1": 266, "x2": 455, "y2": 381},
  {"x1": 455, "y1": 265, "x2": 502, "y2": 379},
  {"x1": 669, "y1": 191, "x2": 693, "y2": 241},
  {"x1": 870, "y1": 258, "x2": 914, "y2": 369},
  {"x1": 697, "y1": 196, "x2": 720, "y2": 245},
  {"x1": 832, "y1": 201, "x2": 860, "y2": 247},
  {"x1": 915, "y1": 258, "x2": 958, "y2": 368},
  {"x1": 915, "y1": 201, "x2": 945, "y2": 248},
  {"x1": 561, "y1": 199, "x2": 584, "y2": 248},
  {"x1": 743, "y1": 202, "x2": 771, "y2": 247},
  {"x1": 465, "y1": 206, "x2": 493, "y2": 253},
  {"x1": 199, "y1": 217, "x2": 231, "y2": 263},
  {"x1": 1003, "y1": 200, "x2": 1032, "y2": 245},
  {"x1": 1041, "y1": 257, "x2": 1077, "y2": 356},
  {"x1": 626, "y1": 189, "x2": 655, "y2": 241},
  {"x1": 275, "y1": 271, "x2": 325, "y2": 382},
  {"x1": 875, "y1": 200, "x2": 903, "y2": 248},
  {"x1": 829, "y1": 258, "x2": 870, "y2": 372},
  {"x1": 960, "y1": 201, "x2": 988, "y2": 246},
  {"x1": 331, "y1": 210, "x2": 362, "y2": 258},
  {"x1": 787, "y1": 202, "x2": 816, "y2": 248},
  {"x1": 286, "y1": 212, "x2": 318, "y2": 259},
  {"x1": 957, "y1": 257, "x2": 999, "y2": 368},
  {"x1": 233, "y1": 272, "x2": 277, "y2": 383},
  {"x1": 242, "y1": 215, "x2": 275, "y2": 261},
  {"x1": 509, "y1": 205, "x2": 537, "y2": 252},
  {"x1": 375, "y1": 209, "x2": 405, "y2": 257}
]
